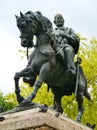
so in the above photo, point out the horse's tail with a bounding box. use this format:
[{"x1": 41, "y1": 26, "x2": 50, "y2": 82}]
[{"x1": 84, "y1": 90, "x2": 92, "y2": 102}]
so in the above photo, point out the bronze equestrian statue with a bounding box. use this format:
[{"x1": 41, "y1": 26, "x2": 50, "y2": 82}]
[{"x1": 14, "y1": 11, "x2": 92, "y2": 122}]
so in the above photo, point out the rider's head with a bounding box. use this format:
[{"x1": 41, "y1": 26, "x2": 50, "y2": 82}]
[{"x1": 54, "y1": 14, "x2": 64, "y2": 27}]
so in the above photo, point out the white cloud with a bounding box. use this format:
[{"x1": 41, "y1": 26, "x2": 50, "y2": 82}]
[{"x1": 0, "y1": 29, "x2": 27, "y2": 94}]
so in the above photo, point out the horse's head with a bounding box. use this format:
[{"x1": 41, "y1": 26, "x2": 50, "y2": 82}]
[
  {"x1": 15, "y1": 11, "x2": 38, "y2": 47},
  {"x1": 15, "y1": 11, "x2": 52, "y2": 48}
]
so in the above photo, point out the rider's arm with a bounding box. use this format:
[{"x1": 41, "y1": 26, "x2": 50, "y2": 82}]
[
  {"x1": 61, "y1": 28, "x2": 80, "y2": 54},
  {"x1": 67, "y1": 29, "x2": 80, "y2": 44},
  {"x1": 61, "y1": 28, "x2": 79, "y2": 43}
]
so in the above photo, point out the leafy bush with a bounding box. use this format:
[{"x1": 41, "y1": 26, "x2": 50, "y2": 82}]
[{"x1": 0, "y1": 91, "x2": 15, "y2": 112}]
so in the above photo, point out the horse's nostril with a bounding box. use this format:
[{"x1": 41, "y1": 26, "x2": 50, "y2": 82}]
[
  {"x1": 23, "y1": 40, "x2": 27, "y2": 44},
  {"x1": 21, "y1": 39, "x2": 27, "y2": 47}
]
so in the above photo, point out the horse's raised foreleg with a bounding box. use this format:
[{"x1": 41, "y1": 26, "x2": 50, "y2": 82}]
[
  {"x1": 22, "y1": 62, "x2": 51, "y2": 104},
  {"x1": 76, "y1": 85, "x2": 84, "y2": 122},
  {"x1": 23, "y1": 77, "x2": 36, "y2": 87},
  {"x1": 14, "y1": 66, "x2": 32, "y2": 103}
]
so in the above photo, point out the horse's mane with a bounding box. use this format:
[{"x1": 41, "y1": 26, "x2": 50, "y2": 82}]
[{"x1": 25, "y1": 11, "x2": 53, "y2": 32}]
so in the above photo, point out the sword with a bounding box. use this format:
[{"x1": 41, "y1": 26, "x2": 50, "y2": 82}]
[{"x1": 75, "y1": 56, "x2": 82, "y2": 98}]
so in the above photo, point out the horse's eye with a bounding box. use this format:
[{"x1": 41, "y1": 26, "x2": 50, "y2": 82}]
[{"x1": 22, "y1": 21, "x2": 26, "y2": 25}]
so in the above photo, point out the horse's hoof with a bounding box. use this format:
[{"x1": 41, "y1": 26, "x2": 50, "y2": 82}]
[
  {"x1": 76, "y1": 116, "x2": 81, "y2": 122},
  {"x1": 76, "y1": 111, "x2": 83, "y2": 122},
  {"x1": 86, "y1": 122, "x2": 96, "y2": 129},
  {"x1": 17, "y1": 96, "x2": 24, "y2": 104},
  {"x1": 39, "y1": 104, "x2": 48, "y2": 113},
  {"x1": 55, "y1": 112, "x2": 60, "y2": 117},
  {"x1": 0, "y1": 116, "x2": 5, "y2": 122},
  {"x1": 19, "y1": 99, "x2": 32, "y2": 107}
]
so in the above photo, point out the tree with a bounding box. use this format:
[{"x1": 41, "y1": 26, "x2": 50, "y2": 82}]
[
  {"x1": 0, "y1": 91, "x2": 15, "y2": 112},
  {"x1": 78, "y1": 36, "x2": 97, "y2": 128}
]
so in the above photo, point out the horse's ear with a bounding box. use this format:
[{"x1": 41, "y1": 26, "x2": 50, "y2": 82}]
[
  {"x1": 15, "y1": 15, "x2": 19, "y2": 19},
  {"x1": 34, "y1": 12, "x2": 46, "y2": 31},
  {"x1": 20, "y1": 11, "x2": 26, "y2": 19}
]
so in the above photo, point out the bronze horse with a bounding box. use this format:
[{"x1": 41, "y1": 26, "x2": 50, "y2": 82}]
[{"x1": 14, "y1": 11, "x2": 91, "y2": 121}]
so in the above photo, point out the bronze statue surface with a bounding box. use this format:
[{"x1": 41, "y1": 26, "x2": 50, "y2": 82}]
[{"x1": 14, "y1": 11, "x2": 92, "y2": 122}]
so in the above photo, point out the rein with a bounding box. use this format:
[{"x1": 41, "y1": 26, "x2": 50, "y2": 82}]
[
  {"x1": 26, "y1": 43, "x2": 56, "y2": 61},
  {"x1": 26, "y1": 46, "x2": 29, "y2": 60},
  {"x1": 26, "y1": 42, "x2": 65, "y2": 60}
]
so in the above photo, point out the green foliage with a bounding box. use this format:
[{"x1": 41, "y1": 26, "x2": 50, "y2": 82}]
[
  {"x1": 62, "y1": 94, "x2": 77, "y2": 120},
  {"x1": 79, "y1": 37, "x2": 97, "y2": 83},
  {"x1": 5, "y1": 93, "x2": 18, "y2": 106},
  {"x1": 78, "y1": 36, "x2": 97, "y2": 129},
  {"x1": 0, "y1": 91, "x2": 15, "y2": 112}
]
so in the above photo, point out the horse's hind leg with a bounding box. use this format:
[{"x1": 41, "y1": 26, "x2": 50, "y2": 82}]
[
  {"x1": 76, "y1": 85, "x2": 84, "y2": 122},
  {"x1": 14, "y1": 66, "x2": 32, "y2": 103},
  {"x1": 52, "y1": 88, "x2": 63, "y2": 113}
]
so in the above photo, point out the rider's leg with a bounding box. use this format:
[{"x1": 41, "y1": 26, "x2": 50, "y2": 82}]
[{"x1": 63, "y1": 45, "x2": 76, "y2": 78}]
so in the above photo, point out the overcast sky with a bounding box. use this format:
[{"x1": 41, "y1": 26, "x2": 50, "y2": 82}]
[{"x1": 0, "y1": 0, "x2": 97, "y2": 94}]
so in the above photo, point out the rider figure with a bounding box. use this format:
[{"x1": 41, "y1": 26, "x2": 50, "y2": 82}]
[{"x1": 52, "y1": 14, "x2": 80, "y2": 78}]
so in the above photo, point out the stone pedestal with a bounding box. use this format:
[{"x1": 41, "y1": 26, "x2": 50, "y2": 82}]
[{"x1": 0, "y1": 108, "x2": 92, "y2": 130}]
